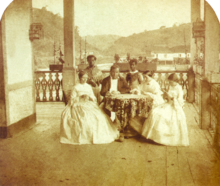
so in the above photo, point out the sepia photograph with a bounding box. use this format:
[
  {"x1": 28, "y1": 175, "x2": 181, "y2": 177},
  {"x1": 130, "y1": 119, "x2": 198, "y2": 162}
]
[{"x1": 0, "y1": 0, "x2": 220, "y2": 185}]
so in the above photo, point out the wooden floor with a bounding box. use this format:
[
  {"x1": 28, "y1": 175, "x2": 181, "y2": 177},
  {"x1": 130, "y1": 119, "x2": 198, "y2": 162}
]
[{"x1": 0, "y1": 102, "x2": 220, "y2": 186}]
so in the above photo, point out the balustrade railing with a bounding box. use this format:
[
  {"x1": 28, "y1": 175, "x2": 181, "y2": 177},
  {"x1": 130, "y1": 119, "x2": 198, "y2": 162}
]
[
  {"x1": 35, "y1": 71, "x2": 63, "y2": 102},
  {"x1": 210, "y1": 84, "x2": 220, "y2": 139},
  {"x1": 118, "y1": 71, "x2": 188, "y2": 100},
  {"x1": 35, "y1": 70, "x2": 189, "y2": 102},
  {"x1": 153, "y1": 71, "x2": 188, "y2": 100}
]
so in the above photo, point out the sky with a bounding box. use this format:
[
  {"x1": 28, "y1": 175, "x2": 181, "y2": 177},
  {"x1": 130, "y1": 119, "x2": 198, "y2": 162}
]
[{"x1": 32, "y1": 0, "x2": 188, "y2": 37}]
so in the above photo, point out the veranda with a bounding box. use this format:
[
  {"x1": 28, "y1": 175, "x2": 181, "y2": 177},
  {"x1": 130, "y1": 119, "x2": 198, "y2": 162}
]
[{"x1": 0, "y1": 0, "x2": 220, "y2": 185}]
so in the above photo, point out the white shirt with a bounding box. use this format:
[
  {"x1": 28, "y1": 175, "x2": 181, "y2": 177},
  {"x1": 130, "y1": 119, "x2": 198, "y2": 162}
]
[
  {"x1": 110, "y1": 77, "x2": 118, "y2": 93},
  {"x1": 109, "y1": 76, "x2": 118, "y2": 122},
  {"x1": 129, "y1": 70, "x2": 139, "y2": 74}
]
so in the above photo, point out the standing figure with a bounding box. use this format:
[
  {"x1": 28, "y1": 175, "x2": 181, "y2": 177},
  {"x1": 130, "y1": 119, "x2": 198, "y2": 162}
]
[
  {"x1": 140, "y1": 71, "x2": 164, "y2": 109},
  {"x1": 126, "y1": 59, "x2": 143, "y2": 92},
  {"x1": 84, "y1": 55, "x2": 104, "y2": 104},
  {"x1": 131, "y1": 73, "x2": 189, "y2": 146},
  {"x1": 60, "y1": 71, "x2": 119, "y2": 145}
]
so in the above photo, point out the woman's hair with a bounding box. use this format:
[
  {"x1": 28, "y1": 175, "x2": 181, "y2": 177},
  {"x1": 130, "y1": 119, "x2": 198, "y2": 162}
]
[
  {"x1": 168, "y1": 73, "x2": 179, "y2": 82},
  {"x1": 129, "y1": 58, "x2": 138, "y2": 65},
  {"x1": 78, "y1": 70, "x2": 88, "y2": 79},
  {"x1": 143, "y1": 70, "x2": 154, "y2": 77},
  {"x1": 110, "y1": 64, "x2": 120, "y2": 71},
  {"x1": 87, "y1": 55, "x2": 97, "y2": 62}
]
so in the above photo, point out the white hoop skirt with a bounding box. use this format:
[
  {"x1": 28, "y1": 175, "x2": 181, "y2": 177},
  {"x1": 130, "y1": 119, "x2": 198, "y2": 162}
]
[{"x1": 60, "y1": 83, "x2": 119, "y2": 145}]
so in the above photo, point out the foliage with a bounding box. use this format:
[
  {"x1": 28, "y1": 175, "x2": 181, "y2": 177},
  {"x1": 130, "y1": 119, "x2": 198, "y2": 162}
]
[
  {"x1": 126, "y1": 53, "x2": 130, "y2": 61},
  {"x1": 32, "y1": 8, "x2": 101, "y2": 69},
  {"x1": 86, "y1": 35, "x2": 121, "y2": 51},
  {"x1": 103, "y1": 23, "x2": 192, "y2": 56},
  {"x1": 114, "y1": 54, "x2": 120, "y2": 62}
]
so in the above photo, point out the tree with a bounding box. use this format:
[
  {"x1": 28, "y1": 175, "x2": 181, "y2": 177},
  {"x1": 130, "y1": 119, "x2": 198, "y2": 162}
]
[
  {"x1": 139, "y1": 56, "x2": 143, "y2": 61},
  {"x1": 173, "y1": 23, "x2": 178, "y2": 27},
  {"x1": 126, "y1": 53, "x2": 130, "y2": 61},
  {"x1": 160, "y1": 26, "x2": 166, "y2": 29},
  {"x1": 114, "y1": 54, "x2": 120, "y2": 63}
]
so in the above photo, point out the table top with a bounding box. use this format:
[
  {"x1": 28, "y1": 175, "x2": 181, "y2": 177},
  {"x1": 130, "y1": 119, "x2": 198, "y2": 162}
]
[{"x1": 106, "y1": 93, "x2": 152, "y2": 100}]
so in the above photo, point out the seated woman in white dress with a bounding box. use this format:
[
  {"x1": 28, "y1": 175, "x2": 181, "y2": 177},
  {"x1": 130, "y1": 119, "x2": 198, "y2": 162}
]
[
  {"x1": 128, "y1": 70, "x2": 164, "y2": 134},
  {"x1": 131, "y1": 73, "x2": 189, "y2": 146},
  {"x1": 140, "y1": 70, "x2": 164, "y2": 109},
  {"x1": 60, "y1": 71, "x2": 119, "y2": 145}
]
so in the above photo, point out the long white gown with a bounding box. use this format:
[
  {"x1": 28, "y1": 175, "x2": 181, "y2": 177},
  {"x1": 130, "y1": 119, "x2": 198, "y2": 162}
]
[
  {"x1": 140, "y1": 78, "x2": 164, "y2": 109},
  {"x1": 131, "y1": 84, "x2": 189, "y2": 146},
  {"x1": 60, "y1": 83, "x2": 119, "y2": 145}
]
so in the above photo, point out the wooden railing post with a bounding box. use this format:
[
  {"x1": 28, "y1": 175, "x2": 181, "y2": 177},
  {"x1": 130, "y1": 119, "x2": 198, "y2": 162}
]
[
  {"x1": 55, "y1": 72, "x2": 61, "y2": 101},
  {"x1": 48, "y1": 73, "x2": 54, "y2": 101},
  {"x1": 41, "y1": 73, "x2": 47, "y2": 102},
  {"x1": 187, "y1": 69, "x2": 195, "y2": 103},
  {"x1": 200, "y1": 80, "x2": 211, "y2": 129},
  {"x1": 35, "y1": 77, "x2": 41, "y2": 102},
  {"x1": 214, "y1": 85, "x2": 220, "y2": 148}
]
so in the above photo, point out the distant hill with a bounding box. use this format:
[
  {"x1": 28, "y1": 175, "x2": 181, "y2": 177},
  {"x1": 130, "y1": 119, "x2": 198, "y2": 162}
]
[
  {"x1": 32, "y1": 7, "x2": 101, "y2": 69},
  {"x1": 86, "y1": 35, "x2": 121, "y2": 51},
  {"x1": 32, "y1": 8, "x2": 220, "y2": 69},
  {"x1": 103, "y1": 23, "x2": 192, "y2": 56}
]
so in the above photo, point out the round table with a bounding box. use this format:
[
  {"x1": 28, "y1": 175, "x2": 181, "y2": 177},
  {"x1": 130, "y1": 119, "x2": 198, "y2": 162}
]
[{"x1": 104, "y1": 94, "x2": 153, "y2": 134}]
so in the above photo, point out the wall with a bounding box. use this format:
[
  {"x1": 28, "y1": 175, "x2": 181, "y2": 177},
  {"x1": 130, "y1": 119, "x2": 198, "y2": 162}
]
[
  {"x1": 204, "y1": 2, "x2": 220, "y2": 73},
  {"x1": 190, "y1": 0, "x2": 200, "y2": 65},
  {"x1": 0, "y1": 19, "x2": 7, "y2": 132},
  {"x1": 0, "y1": 0, "x2": 36, "y2": 137}
]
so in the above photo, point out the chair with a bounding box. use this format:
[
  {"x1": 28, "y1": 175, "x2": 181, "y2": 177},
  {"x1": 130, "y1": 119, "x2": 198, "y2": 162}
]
[{"x1": 63, "y1": 89, "x2": 72, "y2": 106}]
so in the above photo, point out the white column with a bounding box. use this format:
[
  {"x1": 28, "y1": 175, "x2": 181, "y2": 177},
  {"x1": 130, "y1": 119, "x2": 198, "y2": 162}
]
[{"x1": 63, "y1": 0, "x2": 76, "y2": 102}]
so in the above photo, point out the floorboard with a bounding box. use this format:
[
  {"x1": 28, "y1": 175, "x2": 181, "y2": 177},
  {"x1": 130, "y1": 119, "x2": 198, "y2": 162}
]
[
  {"x1": 183, "y1": 103, "x2": 220, "y2": 186},
  {"x1": 142, "y1": 143, "x2": 167, "y2": 186},
  {"x1": 177, "y1": 147, "x2": 195, "y2": 186},
  {"x1": 101, "y1": 138, "x2": 138, "y2": 186},
  {"x1": 123, "y1": 138, "x2": 149, "y2": 186},
  {"x1": 166, "y1": 147, "x2": 181, "y2": 186},
  {"x1": 0, "y1": 102, "x2": 220, "y2": 186}
]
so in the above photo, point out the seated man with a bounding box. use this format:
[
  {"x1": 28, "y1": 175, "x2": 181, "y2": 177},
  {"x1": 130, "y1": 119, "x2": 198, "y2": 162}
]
[
  {"x1": 84, "y1": 55, "x2": 104, "y2": 104},
  {"x1": 101, "y1": 64, "x2": 131, "y2": 141},
  {"x1": 100, "y1": 64, "x2": 130, "y2": 101}
]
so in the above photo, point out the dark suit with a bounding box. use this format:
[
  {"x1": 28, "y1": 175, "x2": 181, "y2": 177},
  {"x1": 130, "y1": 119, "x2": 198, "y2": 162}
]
[
  {"x1": 101, "y1": 75, "x2": 131, "y2": 117},
  {"x1": 100, "y1": 76, "x2": 131, "y2": 97}
]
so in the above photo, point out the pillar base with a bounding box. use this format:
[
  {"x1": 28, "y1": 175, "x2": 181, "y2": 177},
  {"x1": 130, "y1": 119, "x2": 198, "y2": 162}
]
[
  {"x1": 62, "y1": 68, "x2": 77, "y2": 104},
  {"x1": 0, "y1": 113, "x2": 36, "y2": 138}
]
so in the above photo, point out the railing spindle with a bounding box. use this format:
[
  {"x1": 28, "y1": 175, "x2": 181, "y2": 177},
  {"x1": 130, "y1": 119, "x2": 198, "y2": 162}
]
[
  {"x1": 35, "y1": 70, "x2": 190, "y2": 102},
  {"x1": 35, "y1": 75, "x2": 41, "y2": 102},
  {"x1": 48, "y1": 72, "x2": 54, "y2": 101},
  {"x1": 55, "y1": 72, "x2": 60, "y2": 101},
  {"x1": 41, "y1": 73, "x2": 47, "y2": 102}
]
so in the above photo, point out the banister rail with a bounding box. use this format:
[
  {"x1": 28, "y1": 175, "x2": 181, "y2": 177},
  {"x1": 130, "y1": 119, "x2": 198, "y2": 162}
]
[
  {"x1": 35, "y1": 71, "x2": 63, "y2": 102},
  {"x1": 34, "y1": 70, "x2": 189, "y2": 102}
]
